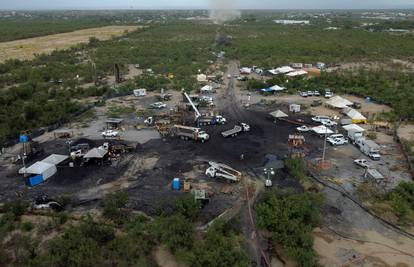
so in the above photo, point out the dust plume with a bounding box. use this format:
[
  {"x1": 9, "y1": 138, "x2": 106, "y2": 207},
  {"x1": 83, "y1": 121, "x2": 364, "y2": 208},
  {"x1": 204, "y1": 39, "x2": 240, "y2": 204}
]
[{"x1": 209, "y1": 0, "x2": 241, "y2": 24}]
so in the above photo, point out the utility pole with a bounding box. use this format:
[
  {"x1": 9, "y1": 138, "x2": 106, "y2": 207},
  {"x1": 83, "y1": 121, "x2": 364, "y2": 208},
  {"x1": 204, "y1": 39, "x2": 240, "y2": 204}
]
[{"x1": 322, "y1": 127, "x2": 328, "y2": 165}]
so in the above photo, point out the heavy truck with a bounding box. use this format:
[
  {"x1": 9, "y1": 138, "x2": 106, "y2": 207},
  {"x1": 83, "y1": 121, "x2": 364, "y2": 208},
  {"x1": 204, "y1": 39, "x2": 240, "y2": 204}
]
[
  {"x1": 221, "y1": 123, "x2": 250, "y2": 138},
  {"x1": 205, "y1": 162, "x2": 241, "y2": 182},
  {"x1": 183, "y1": 91, "x2": 227, "y2": 127},
  {"x1": 170, "y1": 125, "x2": 209, "y2": 142},
  {"x1": 356, "y1": 138, "x2": 381, "y2": 160}
]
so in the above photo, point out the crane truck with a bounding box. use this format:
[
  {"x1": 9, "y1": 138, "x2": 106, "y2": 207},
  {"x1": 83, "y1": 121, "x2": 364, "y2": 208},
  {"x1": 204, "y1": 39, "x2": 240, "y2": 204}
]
[
  {"x1": 182, "y1": 91, "x2": 227, "y2": 127},
  {"x1": 170, "y1": 125, "x2": 210, "y2": 142},
  {"x1": 205, "y1": 161, "x2": 241, "y2": 183}
]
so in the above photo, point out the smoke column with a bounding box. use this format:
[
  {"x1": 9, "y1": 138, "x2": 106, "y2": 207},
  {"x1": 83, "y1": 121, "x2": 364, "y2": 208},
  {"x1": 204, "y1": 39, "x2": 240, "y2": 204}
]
[{"x1": 209, "y1": 0, "x2": 241, "y2": 24}]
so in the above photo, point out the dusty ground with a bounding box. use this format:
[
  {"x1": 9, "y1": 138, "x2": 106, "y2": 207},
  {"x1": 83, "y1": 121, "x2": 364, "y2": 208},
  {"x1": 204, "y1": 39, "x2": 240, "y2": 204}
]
[
  {"x1": 0, "y1": 25, "x2": 140, "y2": 62},
  {"x1": 398, "y1": 123, "x2": 414, "y2": 142},
  {"x1": 314, "y1": 227, "x2": 414, "y2": 267}
]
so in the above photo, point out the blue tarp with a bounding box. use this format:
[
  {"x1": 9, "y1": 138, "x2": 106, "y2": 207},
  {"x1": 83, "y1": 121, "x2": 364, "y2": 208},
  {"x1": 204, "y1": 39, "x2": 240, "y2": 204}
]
[
  {"x1": 261, "y1": 88, "x2": 275, "y2": 93},
  {"x1": 28, "y1": 175, "x2": 44, "y2": 187}
]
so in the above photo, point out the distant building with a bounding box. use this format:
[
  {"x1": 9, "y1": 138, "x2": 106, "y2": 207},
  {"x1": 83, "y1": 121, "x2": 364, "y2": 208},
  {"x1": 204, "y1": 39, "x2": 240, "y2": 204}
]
[{"x1": 273, "y1": 20, "x2": 310, "y2": 25}]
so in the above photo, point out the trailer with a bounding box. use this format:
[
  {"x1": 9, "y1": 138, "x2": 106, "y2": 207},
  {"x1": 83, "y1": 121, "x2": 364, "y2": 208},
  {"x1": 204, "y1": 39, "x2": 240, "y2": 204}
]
[
  {"x1": 205, "y1": 162, "x2": 241, "y2": 182},
  {"x1": 221, "y1": 123, "x2": 250, "y2": 138},
  {"x1": 170, "y1": 125, "x2": 209, "y2": 142},
  {"x1": 356, "y1": 138, "x2": 381, "y2": 160}
]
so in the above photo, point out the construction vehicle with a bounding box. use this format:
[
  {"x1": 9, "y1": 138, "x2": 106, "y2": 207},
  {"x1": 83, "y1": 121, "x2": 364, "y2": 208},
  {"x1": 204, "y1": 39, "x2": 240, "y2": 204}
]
[
  {"x1": 170, "y1": 125, "x2": 209, "y2": 142},
  {"x1": 221, "y1": 123, "x2": 250, "y2": 138},
  {"x1": 182, "y1": 90, "x2": 226, "y2": 127},
  {"x1": 197, "y1": 115, "x2": 227, "y2": 126},
  {"x1": 205, "y1": 161, "x2": 241, "y2": 182}
]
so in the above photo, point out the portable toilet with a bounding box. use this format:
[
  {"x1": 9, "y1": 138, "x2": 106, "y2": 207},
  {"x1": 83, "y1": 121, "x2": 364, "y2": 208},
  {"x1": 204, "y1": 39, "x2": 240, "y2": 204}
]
[
  {"x1": 172, "y1": 178, "x2": 181, "y2": 191},
  {"x1": 289, "y1": 104, "x2": 301, "y2": 113}
]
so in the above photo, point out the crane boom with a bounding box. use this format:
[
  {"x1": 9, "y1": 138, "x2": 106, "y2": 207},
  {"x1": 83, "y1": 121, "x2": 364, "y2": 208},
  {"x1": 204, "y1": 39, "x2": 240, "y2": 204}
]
[{"x1": 183, "y1": 90, "x2": 201, "y2": 120}]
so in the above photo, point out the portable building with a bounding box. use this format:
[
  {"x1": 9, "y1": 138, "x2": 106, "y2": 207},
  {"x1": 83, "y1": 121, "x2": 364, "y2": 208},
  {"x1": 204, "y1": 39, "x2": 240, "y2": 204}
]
[
  {"x1": 343, "y1": 124, "x2": 365, "y2": 143},
  {"x1": 19, "y1": 162, "x2": 57, "y2": 186},
  {"x1": 133, "y1": 89, "x2": 147, "y2": 97},
  {"x1": 364, "y1": 169, "x2": 385, "y2": 185},
  {"x1": 289, "y1": 104, "x2": 301, "y2": 113}
]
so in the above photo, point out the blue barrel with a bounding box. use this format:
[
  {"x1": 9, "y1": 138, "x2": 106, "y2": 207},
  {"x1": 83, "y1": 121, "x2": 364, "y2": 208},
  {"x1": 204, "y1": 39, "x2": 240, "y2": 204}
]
[
  {"x1": 172, "y1": 178, "x2": 181, "y2": 190},
  {"x1": 19, "y1": 134, "x2": 29, "y2": 143}
]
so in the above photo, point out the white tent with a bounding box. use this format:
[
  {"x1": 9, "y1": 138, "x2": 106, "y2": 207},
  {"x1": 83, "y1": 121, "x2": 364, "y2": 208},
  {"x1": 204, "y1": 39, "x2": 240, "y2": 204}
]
[
  {"x1": 42, "y1": 154, "x2": 69, "y2": 165},
  {"x1": 270, "y1": 110, "x2": 289, "y2": 119},
  {"x1": 326, "y1": 96, "x2": 353, "y2": 109},
  {"x1": 312, "y1": 125, "x2": 334, "y2": 135},
  {"x1": 286, "y1": 70, "x2": 308, "y2": 77},
  {"x1": 84, "y1": 148, "x2": 108, "y2": 159},
  {"x1": 200, "y1": 85, "x2": 213, "y2": 93},
  {"x1": 343, "y1": 124, "x2": 365, "y2": 133},
  {"x1": 343, "y1": 108, "x2": 367, "y2": 123},
  {"x1": 268, "y1": 66, "x2": 294, "y2": 75},
  {"x1": 19, "y1": 162, "x2": 57, "y2": 180},
  {"x1": 269, "y1": 85, "x2": 286, "y2": 91}
]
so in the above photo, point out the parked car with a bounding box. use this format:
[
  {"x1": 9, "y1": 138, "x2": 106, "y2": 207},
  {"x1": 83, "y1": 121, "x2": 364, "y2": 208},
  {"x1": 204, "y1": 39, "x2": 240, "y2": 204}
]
[
  {"x1": 327, "y1": 134, "x2": 345, "y2": 141},
  {"x1": 312, "y1": 116, "x2": 331, "y2": 123},
  {"x1": 325, "y1": 91, "x2": 334, "y2": 98},
  {"x1": 102, "y1": 130, "x2": 119, "y2": 138},
  {"x1": 321, "y1": 119, "x2": 338, "y2": 127},
  {"x1": 307, "y1": 91, "x2": 314, "y2": 96},
  {"x1": 328, "y1": 138, "x2": 348, "y2": 146},
  {"x1": 150, "y1": 102, "x2": 167, "y2": 109},
  {"x1": 352, "y1": 102, "x2": 362, "y2": 109},
  {"x1": 296, "y1": 125, "x2": 311, "y2": 132},
  {"x1": 354, "y1": 159, "x2": 370, "y2": 168},
  {"x1": 300, "y1": 91, "x2": 308, "y2": 97},
  {"x1": 313, "y1": 91, "x2": 321, "y2": 96},
  {"x1": 369, "y1": 152, "x2": 381, "y2": 161}
]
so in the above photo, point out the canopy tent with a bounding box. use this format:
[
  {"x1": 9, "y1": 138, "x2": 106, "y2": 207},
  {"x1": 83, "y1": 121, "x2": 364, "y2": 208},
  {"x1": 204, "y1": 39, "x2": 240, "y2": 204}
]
[
  {"x1": 268, "y1": 66, "x2": 294, "y2": 75},
  {"x1": 326, "y1": 96, "x2": 353, "y2": 109},
  {"x1": 312, "y1": 125, "x2": 334, "y2": 135},
  {"x1": 269, "y1": 110, "x2": 289, "y2": 119},
  {"x1": 269, "y1": 85, "x2": 286, "y2": 91},
  {"x1": 42, "y1": 154, "x2": 69, "y2": 165},
  {"x1": 286, "y1": 70, "x2": 308, "y2": 77},
  {"x1": 19, "y1": 162, "x2": 57, "y2": 180},
  {"x1": 261, "y1": 85, "x2": 285, "y2": 93},
  {"x1": 343, "y1": 108, "x2": 367, "y2": 124},
  {"x1": 343, "y1": 124, "x2": 366, "y2": 133},
  {"x1": 84, "y1": 147, "x2": 108, "y2": 159}
]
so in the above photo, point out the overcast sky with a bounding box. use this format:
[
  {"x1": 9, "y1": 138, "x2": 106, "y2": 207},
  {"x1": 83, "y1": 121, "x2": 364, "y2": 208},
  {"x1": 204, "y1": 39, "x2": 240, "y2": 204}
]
[{"x1": 0, "y1": 0, "x2": 413, "y2": 10}]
